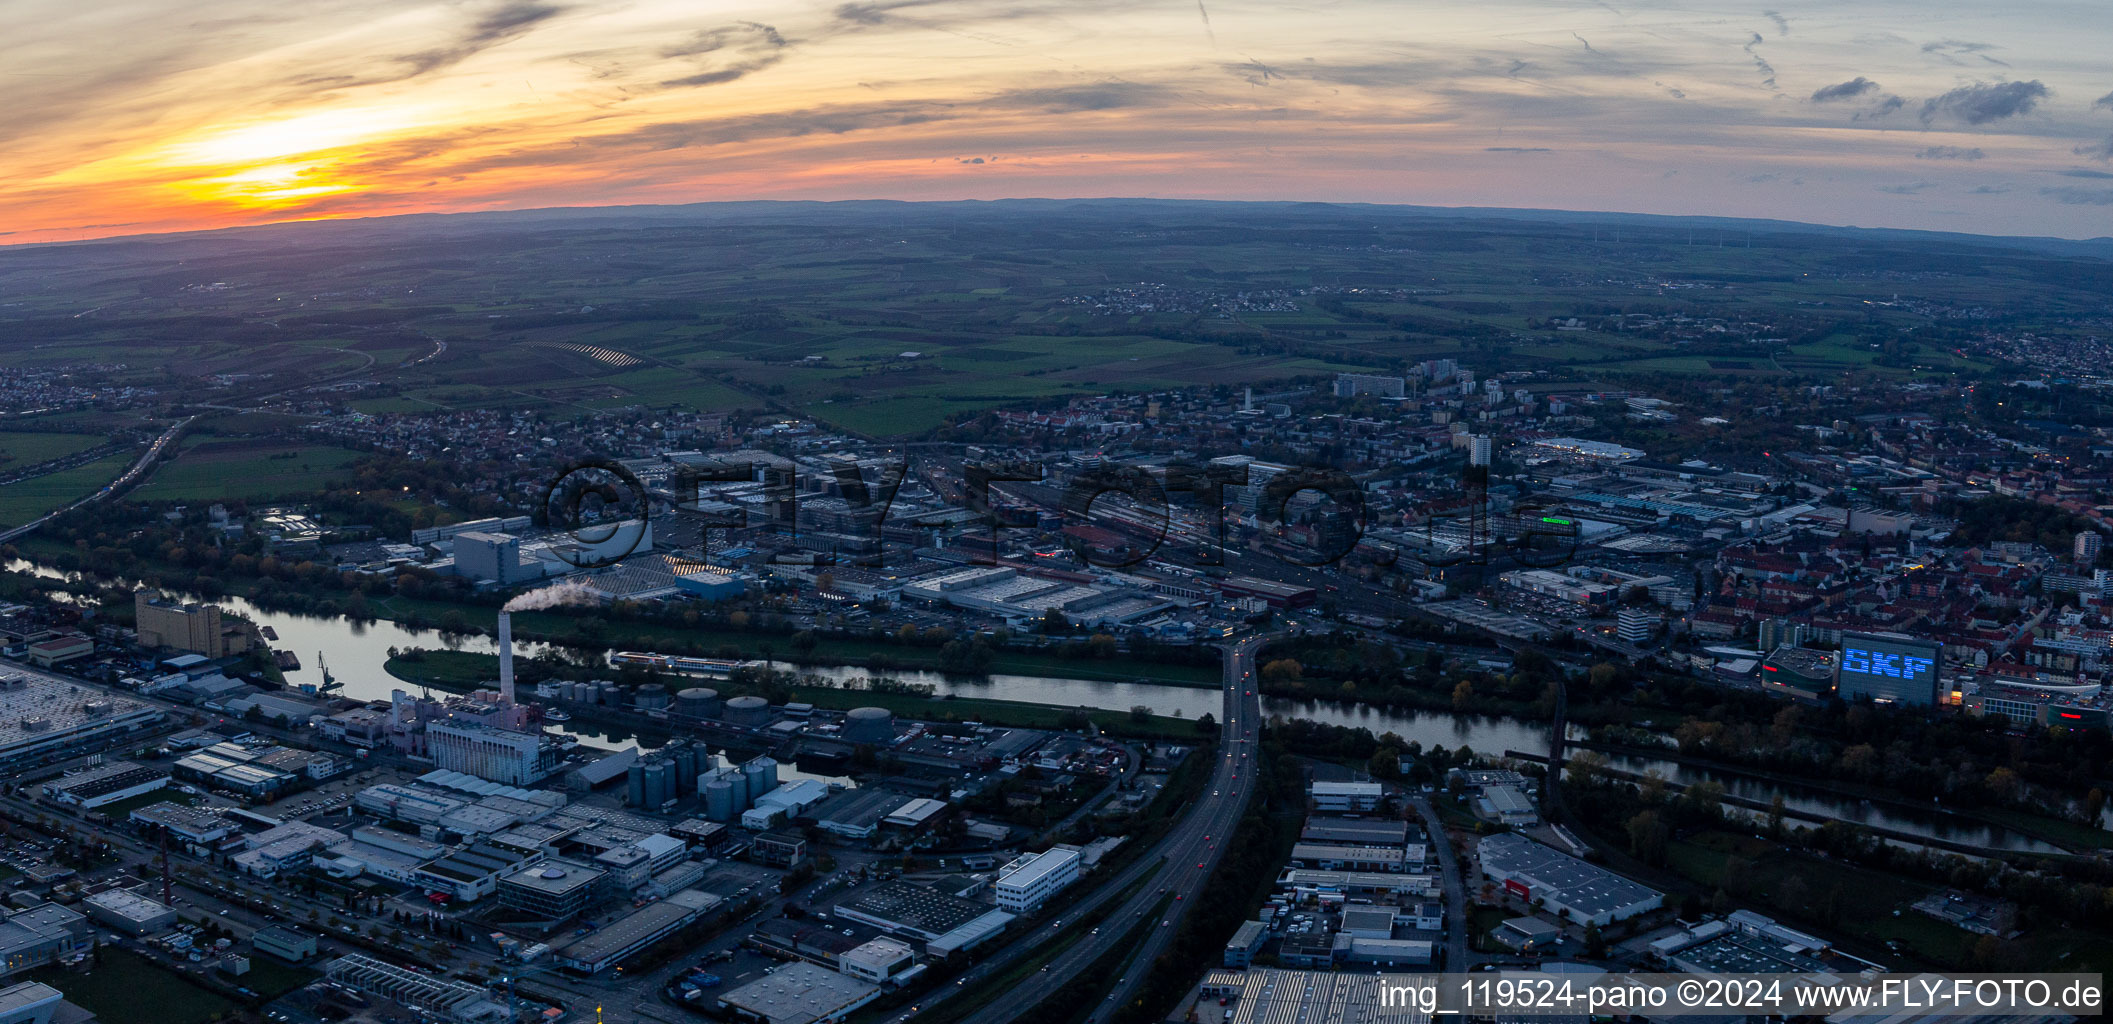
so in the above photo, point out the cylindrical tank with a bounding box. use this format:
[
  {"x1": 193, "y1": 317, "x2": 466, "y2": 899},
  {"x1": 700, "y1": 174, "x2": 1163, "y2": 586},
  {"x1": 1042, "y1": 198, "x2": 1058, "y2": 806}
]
[
  {"x1": 598, "y1": 681, "x2": 621, "y2": 705},
  {"x1": 642, "y1": 761, "x2": 671, "y2": 808},
  {"x1": 704, "y1": 779, "x2": 736, "y2": 821},
  {"x1": 843, "y1": 706, "x2": 896, "y2": 744},
  {"x1": 723, "y1": 695, "x2": 770, "y2": 728},
  {"x1": 676, "y1": 687, "x2": 722, "y2": 719},
  {"x1": 742, "y1": 755, "x2": 779, "y2": 799},
  {"x1": 626, "y1": 763, "x2": 646, "y2": 807},
  {"x1": 635, "y1": 683, "x2": 669, "y2": 710},
  {"x1": 669, "y1": 743, "x2": 699, "y2": 795}
]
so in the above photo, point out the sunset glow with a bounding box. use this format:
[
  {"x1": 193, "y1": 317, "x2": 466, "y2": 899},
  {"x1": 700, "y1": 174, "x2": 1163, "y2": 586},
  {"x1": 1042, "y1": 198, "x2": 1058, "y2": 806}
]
[{"x1": 4, "y1": 0, "x2": 2111, "y2": 243}]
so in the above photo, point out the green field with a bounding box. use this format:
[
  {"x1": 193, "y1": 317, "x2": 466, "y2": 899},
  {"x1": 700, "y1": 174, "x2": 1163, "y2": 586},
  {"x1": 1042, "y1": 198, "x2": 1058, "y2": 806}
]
[
  {"x1": 37, "y1": 947, "x2": 238, "y2": 1024},
  {"x1": 0, "y1": 450, "x2": 132, "y2": 527},
  {"x1": 132, "y1": 438, "x2": 365, "y2": 502},
  {"x1": 0, "y1": 431, "x2": 105, "y2": 468}
]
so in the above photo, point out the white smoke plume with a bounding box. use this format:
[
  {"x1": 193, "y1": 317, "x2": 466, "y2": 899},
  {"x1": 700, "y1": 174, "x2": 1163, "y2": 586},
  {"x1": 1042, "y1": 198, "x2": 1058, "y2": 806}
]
[{"x1": 503, "y1": 580, "x2": 599, "y2": 612}]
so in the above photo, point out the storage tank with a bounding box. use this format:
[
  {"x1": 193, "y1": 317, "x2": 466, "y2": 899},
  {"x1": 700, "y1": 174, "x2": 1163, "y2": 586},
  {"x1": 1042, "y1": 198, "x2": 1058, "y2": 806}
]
[
  {"x1": 635, "y1": 683, "x2": 670, "y2": 710},
  {"x1": 703, "y1": 779, "x2": 736, "y2": 822},
  {"x1": 676, "y1": 687, "x2": 722, "y2": 719},
  {"x1": 742, "y1": 755, "x2": 779, "y2": 799},
  {"x1": 843, "y1": 706, "x2": 896, "y2": 744},
  {"x1": 723, "y1": 695, "x2": 770, "y2": 728},
  {"x1": 641, "y1": 761, "x2": 672, "y2": 809},
  {"x1": 669, "y1": 742, "x2": 700, "y2": 795},
  {"x1": 626, "y1": 762, "x2": 646, "y2": 807},
  {"x1": 598, "y1": 680, "x2": 621, "y2": 705}
]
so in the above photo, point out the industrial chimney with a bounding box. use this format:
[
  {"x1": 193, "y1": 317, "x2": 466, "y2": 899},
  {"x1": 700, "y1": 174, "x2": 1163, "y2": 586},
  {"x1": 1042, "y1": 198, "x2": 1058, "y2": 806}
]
[{"x1": 497, "y1": 610, "x2": 516, "y2": 704}]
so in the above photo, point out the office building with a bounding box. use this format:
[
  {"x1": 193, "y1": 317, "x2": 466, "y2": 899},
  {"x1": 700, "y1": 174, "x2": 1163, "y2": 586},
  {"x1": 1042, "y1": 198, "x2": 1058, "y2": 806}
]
[
  {"x1": 1617, "y1": 606, "x2": 1658, "y2": 644},
  {"x1": 1332, "y1": 373, "x2": 1406, "y2": 399},
  {"x1": 427, "y1": 720, "x2": 558, "y2": 785},
  {"x1": 1836, "y1": 632, "x2": 1942, "y2": 707},
  {"x1": 836, "y1": 937, "x2": 915, "y2": 983},
  {"x1": 993, "y1": 848, "x2": 1080, "y2": 912},
  {"x1": 251, "y1": 926, "x2": 318, "y2": 963},
  {"x1": 40, "y1": 761, "x2": 167, "y2": 809},
  {"x1": 1223, "y1": 920, "x2": 1268, "y2": 967},
  {"x1": 1307, "y1": 781, "x2": 1383, "y2": 812},
  {"x1": 134, "y1": 591, "x2": 249, "y2": 658},
  {"x1": 0, "y1": 904, "x2": 93, "y2": 979},
  {"x1": 1469, "y1": 434, "x2": 1492, "y2": 468},
  {"x1": 498, "y1": 861, "x2": 604, "y2": 921}
]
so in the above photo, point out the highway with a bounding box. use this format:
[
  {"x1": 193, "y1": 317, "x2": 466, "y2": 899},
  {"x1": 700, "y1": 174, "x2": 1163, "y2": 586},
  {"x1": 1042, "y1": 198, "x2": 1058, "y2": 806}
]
[
  {"x1": 931, "y1": 633, "x2": 1269, "y2": 1024},
  {"x1": 0, "y1": 415, "x2": 191, "y2": 544}
]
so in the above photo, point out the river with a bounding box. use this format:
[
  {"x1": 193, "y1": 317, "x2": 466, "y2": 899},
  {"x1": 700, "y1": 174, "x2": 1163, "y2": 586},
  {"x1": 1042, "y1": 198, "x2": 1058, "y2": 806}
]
[{"x1": 2, "y1": 557, "x2": 2079, "y2": 852}]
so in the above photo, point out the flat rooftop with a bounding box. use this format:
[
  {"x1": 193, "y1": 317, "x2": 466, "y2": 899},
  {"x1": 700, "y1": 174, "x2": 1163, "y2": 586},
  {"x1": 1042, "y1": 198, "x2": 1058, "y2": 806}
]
[
  {"x1": 718, "y1": 961, "x2": 879, "y2": 1024},
  {"x1": 1479, "y1": 833, "x2": 1662, "y2": 918}
]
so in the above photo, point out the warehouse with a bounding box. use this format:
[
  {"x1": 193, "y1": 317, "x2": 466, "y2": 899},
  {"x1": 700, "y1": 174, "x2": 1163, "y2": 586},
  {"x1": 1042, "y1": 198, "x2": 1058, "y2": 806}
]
[
  {"x1": 550, "y1": 889, "x2": 722, "y2": 974},
  {"x1": 82, "y1": 890, "x2": 176, "y2": 935},
  {"x1": 716, "y1": 961, "x2": 879, "y2": 1024},
  {"x1": 0, "y1": 672, "x2": 164, "y2": 772},
  {"x1": 1477, "y1": 833, "x2": 1662, "y2": 927},
  {"x1": 40, "y1": 762, "x2": 168, "y2": 810},
  {"x1": 834, "y1": 881, "x2": 998, "y2": 943}
]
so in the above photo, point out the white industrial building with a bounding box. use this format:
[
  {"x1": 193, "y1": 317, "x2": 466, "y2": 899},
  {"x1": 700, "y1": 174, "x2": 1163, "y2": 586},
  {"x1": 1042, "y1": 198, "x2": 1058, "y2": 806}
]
[
  {"x1": 1478, "y1": 832, "x2": 1663, "y2": 927},
  {"x1": 1307, "y1": 781, "x2": 1383, "y2": 812},
  {"x1": 993, "y1": 848, "x2": 1081, "y2": 912}
]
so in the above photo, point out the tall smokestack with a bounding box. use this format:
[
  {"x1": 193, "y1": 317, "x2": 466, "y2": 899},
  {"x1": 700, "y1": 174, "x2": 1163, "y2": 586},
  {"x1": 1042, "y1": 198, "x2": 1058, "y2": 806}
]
[{"x1": 497, "y1": 611, "x2": 516, "y2": 705}]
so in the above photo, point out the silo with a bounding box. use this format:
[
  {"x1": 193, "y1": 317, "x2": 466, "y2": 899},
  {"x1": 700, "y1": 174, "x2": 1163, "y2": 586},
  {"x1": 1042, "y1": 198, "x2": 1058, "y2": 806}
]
[
  {"x1": 669, "y1": 742, "x2": 700, "y2": 794},
  {"x1": 626, "y1": 762, "x2": 646, "y2": 807},
  {"x1": 843, "y1": 707, "x2": 896, "y2": 745},
  {"x1": 676, "y1": 688, "x2": 722, "y2": 719},
  {"x1": 598, "y1": 681, "x2": 621, "y2": 705},
  {"x1": 723, "y1": 695, "x2": 770, "y2": 728},
  {"x1": 742, "y1": 755, "x2": 779, "y2": 800},
  {"x1": 642, "y1": 760, "x2": 671, "y2": 808},
  {"x1": 703, "y1": 779, "x2": 736, "y2": 822}
]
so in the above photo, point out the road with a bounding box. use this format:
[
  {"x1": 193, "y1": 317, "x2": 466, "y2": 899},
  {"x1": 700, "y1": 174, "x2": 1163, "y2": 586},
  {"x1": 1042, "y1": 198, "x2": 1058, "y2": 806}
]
[
  {"x1": 1412, "y1": 795, "x2": 1471, "y2": 971},
  {"x1": 931, "y1": 634, "x2": 1268, "y2": 1024},
  {"x1": 0, "y1": 415, "x2": 191, "y2": 544}
]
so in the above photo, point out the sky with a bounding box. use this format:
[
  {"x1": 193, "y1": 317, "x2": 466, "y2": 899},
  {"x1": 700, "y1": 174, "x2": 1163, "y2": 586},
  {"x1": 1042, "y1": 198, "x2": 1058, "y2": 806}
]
[{"x1": 4, "y1": 0, "x2": 2112, "y2": 244}]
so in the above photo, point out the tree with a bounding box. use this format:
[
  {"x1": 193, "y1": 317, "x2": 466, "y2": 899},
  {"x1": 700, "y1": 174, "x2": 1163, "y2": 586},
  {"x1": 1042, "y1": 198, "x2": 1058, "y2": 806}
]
[
  {"x1": 1767, "y1": 794, "x2": 1786, "y2": 838},
  {"x1": 1583, "y1": 922, "x2": 1607, "y2": 958},
  {"x1": 1042, "y1": 608, "x2": 1070, "y2": 634},
  {"x1": 1624, "y1": 810, "x2": 1669, "y2": 865},
  {"x1": 1194, "y1": 712, "x2": 1216, "y2": 735},
  {"x1": 1086, "y1": 633, "x2": 1118, "y2": 659},
  {"x1": 1451, "y1": 679, "x2": 1476, "y2": 712},
  {"x1": 1129, "y1": 705, "x2": 1153, "y2": 724},
  {"x1": 1261, "y1": 658, "x2": 1303, "y2": 684}
]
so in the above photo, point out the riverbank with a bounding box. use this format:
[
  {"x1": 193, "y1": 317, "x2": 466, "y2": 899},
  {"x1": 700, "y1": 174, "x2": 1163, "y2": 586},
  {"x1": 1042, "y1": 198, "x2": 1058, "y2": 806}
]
[
  {"x1": 383, "y1": 650, "x2": 1216, "y2": 743},
  {"x1": 1574, "y1": 738, "x2": 2113, "y2": 853}
]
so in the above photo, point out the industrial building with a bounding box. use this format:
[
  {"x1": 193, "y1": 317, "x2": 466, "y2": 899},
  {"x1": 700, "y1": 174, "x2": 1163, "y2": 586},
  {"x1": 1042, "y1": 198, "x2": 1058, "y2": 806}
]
[
  {"x1": 497, "y1": 860, "x2": 604, "y2": 921},
  {"x1": 993, "y1": 847, "x2": 1080, "y2": 912},
  {"x1": 0, "y1": 904, "x2": 93, "y2": 979},
  {"x1": 836, "y1": 937, "x2": 915, "y2": 983},
  {"x1": 1287, "y1": 843, "x2": 1406, "y2": 873},
  {"x1": 0, "y1": 982, "x2": 68, "y2": 1024},
  {"x1": 251, "y1": 926, "x2": 318, "y2": 963},
  {"x1": 426, "y1": 721, "x2": 560, "y2": 786},
  {"x1": 0, "y1": 671, "x2": 164, "y2": 771},
  {"x1": 1477, "y1": 832, "x2": 1663, "y2": 926},
  {"x1": 81, "y1": 890, "x2": 177, "y2": 935},
  {"x1": 834, "y1": 881, "x2": 1007, "y2": 944},
  {"x1": 1307, "y1": 781, "x2": 1383, "y2": 812},
  {"x1": 550, "y1": 889, "x2": 722, "y2": 974},
  {"x1": 1477, "y1": 786, "x2": 1540, "y2": 826},
  {"x1": 134, "y1": 591, "x2": 250, "y2": 658},
  {"x1": 39, "y1": 761, "x2": 167, "y2": 809},
  {"x1": 325, "y1": 954, "x2": 507, "y2": 1023},
  {"x1": 1195, "y1": 969, "x2": 1436, "y2": 1024},
  {"x1": 716, "y1": 961, "x2": 880, "y2": 1024}
]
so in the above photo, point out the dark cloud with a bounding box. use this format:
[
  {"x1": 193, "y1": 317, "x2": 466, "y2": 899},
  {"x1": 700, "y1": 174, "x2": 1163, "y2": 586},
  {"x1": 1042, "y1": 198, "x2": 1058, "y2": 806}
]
[
  {"x1": 1916, "y1": 146, "x2": 1983, "y2": 160},
  {"x1": 1920, "y1": 39, "x2": 2001, "y2": 67},
  {"x1": 2098, "y1": 91, "x2": 2113, "y2": 112},
  {"x1": 1968, "y1": 184, "x2": 2011, "y2": 194},
  {"x1": 1485, "y1": 146, "x2": 1552, "y2": 152},
  {"x1": 2040, "y1": 186, "x2": 2113, "y2": 205},
  {"x1": 1919, "y1": 80, "x2": 2047, "y2": 125},
  {"x1": 1764, "y1": 10, "x2": 1789, "y2": 35},
  {"x1": 658, "y1": 21, "x2": 789, "y2": 88},
  {"x1": 2057, "y1": 167, "x2": 2113, "y2": 179},
  {"x1": 991, "y1": 83, "x2": 1166, "y2": 112},
  {"x1": 1876, "y1": 181, "x2": 1933, "y2": 194},
  {"x1": 1810, "y1": 77, "x2": 1877, "y2": 102},
  {"x1": 392, "y1": 2, "x2": 567, "y2": 80},
  {"x1": 959, "y1": 156, "x2": 984, "y2": 163},
  {"x1": 2072, "y1": 137, "x2": 2113, "y2": 162},
  {"x1": 1742, "y1": 32, "x2": 1777, "y2": 92}
]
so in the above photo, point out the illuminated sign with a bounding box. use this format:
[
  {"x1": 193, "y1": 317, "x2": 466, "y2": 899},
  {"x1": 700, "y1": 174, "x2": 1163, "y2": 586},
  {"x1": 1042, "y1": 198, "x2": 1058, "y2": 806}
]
[
  {"x1": 1840, "y1": 647, "x2": 1935, "y2": 680},
  {"x1": 1837, "y1": 632, "x2": 1942, "y2": 706}
]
